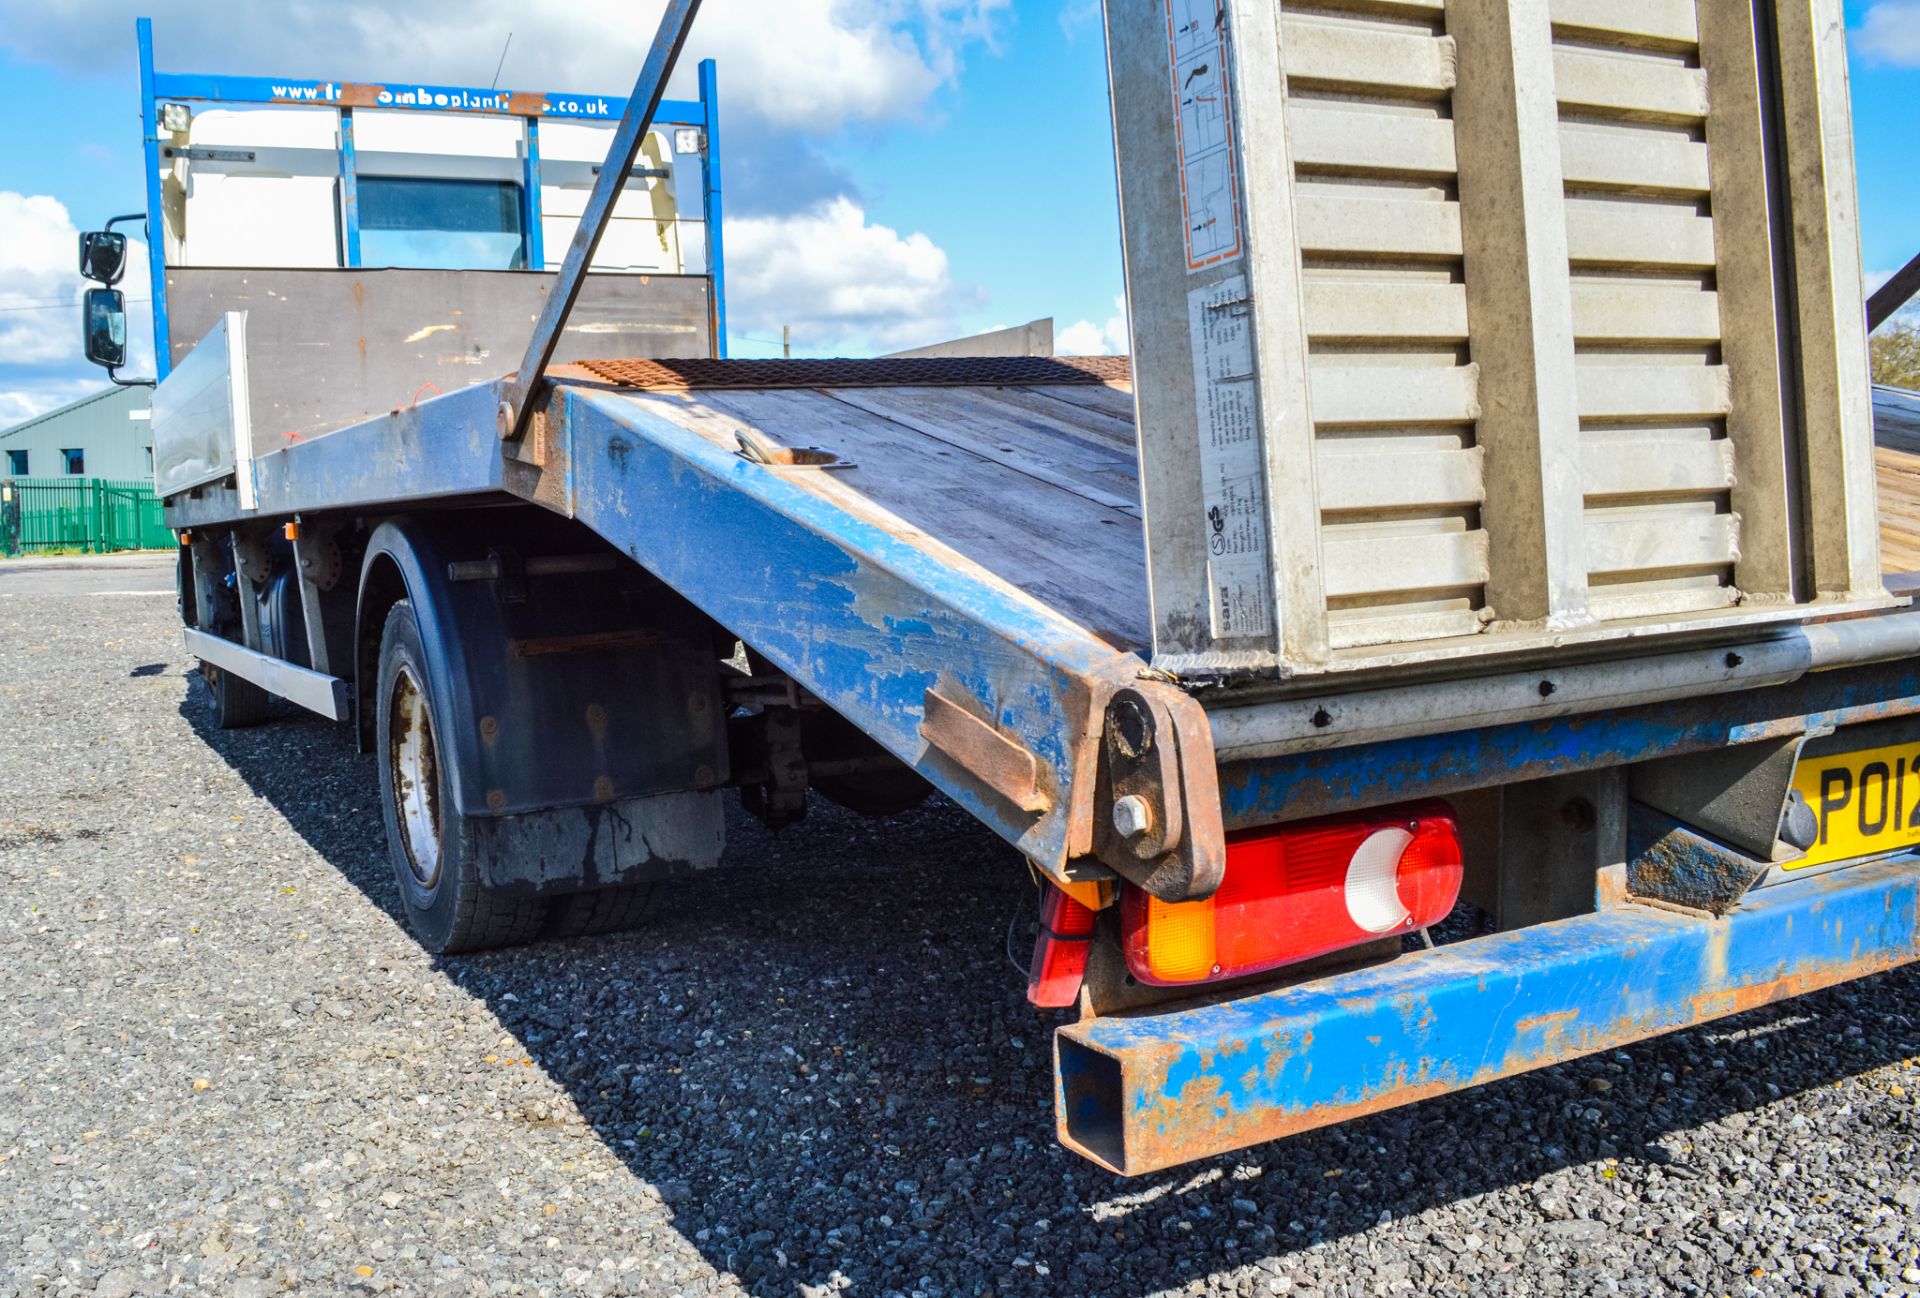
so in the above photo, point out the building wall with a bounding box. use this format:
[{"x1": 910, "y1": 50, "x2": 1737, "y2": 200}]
[{"x1": 0, "y1": 387, "x2": 154, "y2": 482}]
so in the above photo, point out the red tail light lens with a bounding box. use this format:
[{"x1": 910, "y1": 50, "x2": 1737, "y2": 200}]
[
  {"x1": 1026, "y1": 881, "x2": 1101, "y2": 1008},
  {"x1": 1121, "y1": 801, "x2": 1462, "y2": 986}
]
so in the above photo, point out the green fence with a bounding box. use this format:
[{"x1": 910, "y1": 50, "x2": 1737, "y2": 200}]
[{"x1": 0, "y1": 477, "x2": 173, "y2": 556}]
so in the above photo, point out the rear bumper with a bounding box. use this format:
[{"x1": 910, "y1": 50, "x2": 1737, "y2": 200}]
[{"x1": 1055, "y1": 854, "x2": 1920, "y2": 1175}]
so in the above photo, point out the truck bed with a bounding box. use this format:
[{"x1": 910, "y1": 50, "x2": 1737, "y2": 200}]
[
  {"x1": 175, "y1": 356, "x2": 1920, "y2": 694},
  {"x1": 587, "y1": 363, "x2": 1152, "y2": 656}
]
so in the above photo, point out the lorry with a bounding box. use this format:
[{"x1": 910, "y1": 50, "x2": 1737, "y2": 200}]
[{"x1": 79, "y1": 0, "x2": 1920, "y2": 1176}]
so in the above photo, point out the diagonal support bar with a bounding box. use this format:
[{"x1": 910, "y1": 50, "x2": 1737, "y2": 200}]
[
  {"x1": 1870, "y1": 249, "x2": 1920, "y2": 333},
  {"x1": 497, "y1": 0, "x2": 703, "y2": 441}
]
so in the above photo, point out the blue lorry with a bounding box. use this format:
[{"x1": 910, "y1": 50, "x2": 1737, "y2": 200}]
[{"x1": 78, "y1": 0, "x2": 1920, "y2": 1174}]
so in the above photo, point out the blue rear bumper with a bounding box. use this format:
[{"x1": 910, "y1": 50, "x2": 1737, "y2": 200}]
[{"x1": 1056, "y1": 855, "x2": 1920, "y2": 1175}]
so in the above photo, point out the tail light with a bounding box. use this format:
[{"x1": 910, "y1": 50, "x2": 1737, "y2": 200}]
[
  {"x1": 1027, "y1": 880, "x2": 1103, "y2": 1008},
  {"x1": 1121, "y1": 801, "x2": 1462, "y2": 986}
]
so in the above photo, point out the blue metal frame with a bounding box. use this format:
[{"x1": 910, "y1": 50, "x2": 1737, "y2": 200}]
[
  {"x1": 337, "y1": 108, "x2": 362, "y2": 268},
  {"x1": 1218, "y1": 654, "x2": 1920, "y2": 828},
  {"x1": 521, "y1": 116, "x2": 545, "y2": 272},
  {"x1": 134, "y1": 18, "x2": 726, "y2": 361},
  {"x1": 1058, "y1": 853, "x2": 1920, "y2": 1174},
  {"x1": 136, "y1": 18, "x2": 171, "y2": 380},
  {"x1": 698, "y1": 59, "x2": 727, "y2": 357}
]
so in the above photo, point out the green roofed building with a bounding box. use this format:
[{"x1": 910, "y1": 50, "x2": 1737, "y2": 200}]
[{"x1": 0, "y1": 387, "x2": 153, "y2": 483}]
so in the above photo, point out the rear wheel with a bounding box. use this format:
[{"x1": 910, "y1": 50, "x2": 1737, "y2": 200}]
[
  {"x1": 201, "y1": 661, "x2": 270, "y2": 729},
  {"x1": 376, "y1": 600, "x2": 547, "y2": 953}
]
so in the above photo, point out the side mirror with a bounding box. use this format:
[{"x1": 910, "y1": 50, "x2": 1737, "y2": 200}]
[
  {"x1": 79, "y1": 230, "x2": 129, "y2": 286},
  {"x1": 83, "y1": 288, "x2": 128, "y2": 370}
]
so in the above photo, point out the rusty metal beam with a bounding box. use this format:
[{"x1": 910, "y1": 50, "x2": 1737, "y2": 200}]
[
  {"x1": 546, "y1": 385, "x2": 1185, "y2": 875},
  {"x1": 1055, "y1": 856, "x2": 1920, "y2": 1175}
]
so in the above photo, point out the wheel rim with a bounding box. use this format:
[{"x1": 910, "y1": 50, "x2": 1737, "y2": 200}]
[{"x1": 388, "y1": 666, "x2": 443, "y2": 891}]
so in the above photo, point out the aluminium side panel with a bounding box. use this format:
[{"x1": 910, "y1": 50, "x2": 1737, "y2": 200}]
[
  {"x1": 164, "y1": 268, "x2": 712, "y2": 451},
  {"x1": 152, "y1": 311, "x2": 254, "y2": 504},
  {"x1": 1105, "y1": 0, "x2": 1325, "y2": 679}
]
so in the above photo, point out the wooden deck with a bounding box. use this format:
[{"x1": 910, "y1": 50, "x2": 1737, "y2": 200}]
[
  {"x1": 611, "y1": 378, "x2": 1920, "y2": 655},
  {"x1": 1877, "y1": 385, "x2": 1920, "y2": 575}
]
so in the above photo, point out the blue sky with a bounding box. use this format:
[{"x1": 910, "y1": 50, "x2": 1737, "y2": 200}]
[{"x1": 1, "y1": 0, "x2": 1917, "y2": 423}]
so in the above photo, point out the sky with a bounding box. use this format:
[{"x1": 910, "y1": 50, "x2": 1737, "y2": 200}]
[{"x1": 0, "y1": 0, "x2": 1916, "y2": 426}]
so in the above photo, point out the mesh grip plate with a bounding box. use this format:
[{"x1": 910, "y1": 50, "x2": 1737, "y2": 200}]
[{"x1": 572, "y1": 355, "x2": 1133, "y2": 391}]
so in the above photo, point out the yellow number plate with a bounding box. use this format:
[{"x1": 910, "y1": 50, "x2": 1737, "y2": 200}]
[{"x1": 1790, "y1": 739, "x2": 1920, "y2": 869}]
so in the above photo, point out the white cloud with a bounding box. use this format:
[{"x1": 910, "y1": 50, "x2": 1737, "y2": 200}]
[
  {"x1": 726, "y1": 197, "x2": 980, "y2": 352},
  {"x1": 1059, "y1": 0, "x2": 1103, "y2": 40},
  {"x1": 1854, "y1": 2, "x2": 1920, "y2": 66},
  {"x1": 0, "y1": 378, "x2": 105, "y2": 428},
  {"x1": 0, "y1": 0, "x2": 1007, "y2": 133},
  {"x1": 1058, "y1": 295, "x2": 1129, "y2": 355},
  {"x1": 0, "y1": 192, "x2": 155, "y2": 426},
  {"x1": 0, "y1": 193, "x2": 89, "y2": 368}
]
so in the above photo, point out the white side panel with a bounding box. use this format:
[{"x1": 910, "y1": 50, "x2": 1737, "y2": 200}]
[
  {"x1": 178, "y1": 108, "x2": 341, "y2": 268},
  {"x1": 539, "y1": 125, "x2": 683, "y2": 273}
]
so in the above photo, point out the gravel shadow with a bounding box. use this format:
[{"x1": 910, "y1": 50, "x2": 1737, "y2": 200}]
[{"x1": 179, "y1": 679, "x2": 1920, "y2": 1296}]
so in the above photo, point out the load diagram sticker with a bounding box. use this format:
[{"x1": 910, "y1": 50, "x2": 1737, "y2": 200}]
[
  {"x1": 1189, "y1": 273, "x2": 1273, "y2": 639},
  {"x1": 1167, "y1": 0, "x2": 1244, "y2": 271}
]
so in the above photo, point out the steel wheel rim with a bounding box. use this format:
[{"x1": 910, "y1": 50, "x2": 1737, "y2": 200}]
[{"x1": 388, "y1": 665, "x2": 443, "y2": 890}]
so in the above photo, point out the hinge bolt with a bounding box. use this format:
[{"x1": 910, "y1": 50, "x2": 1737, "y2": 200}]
[{"x1": 1112, "y1": 794, "x2": 1155, "y2": 840}]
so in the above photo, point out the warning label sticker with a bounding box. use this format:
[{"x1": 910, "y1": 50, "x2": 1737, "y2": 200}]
[
  {"x1": 1188, "y1": 274, "x2": 1273, "y2": 640},
  {"x1": 1166, "y1": 0, "x2": 1244, "y2": 272}
]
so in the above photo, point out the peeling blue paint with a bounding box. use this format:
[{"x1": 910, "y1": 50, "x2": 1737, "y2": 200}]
[
  {"x1": 1219, "y1": 659, "x2": 1920, "y2": 829},
  {"x1": 1057, "y1": 855, "x2": 1920, "y2": 1174},
  {"x1": 561, "y1": 387, "x2": 1146, "y2": 866}
]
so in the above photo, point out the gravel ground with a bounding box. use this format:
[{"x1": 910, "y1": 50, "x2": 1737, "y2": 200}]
[{"x1": 3, "y1": 563, "x2": 1920, "y2": 1298}]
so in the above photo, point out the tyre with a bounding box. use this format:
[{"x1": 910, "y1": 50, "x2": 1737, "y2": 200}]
[
  {"x1": 201, "y1": 661, "x2": 271, "y2": 729},
  {"x1": 544, "y1": 883, "x2": 664, "y2": 940},
  {"x1": 375, "y1": 600, "x2": 547, "y2": 953}
]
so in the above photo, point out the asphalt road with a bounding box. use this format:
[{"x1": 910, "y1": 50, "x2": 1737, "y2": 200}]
[
  {"x1": 0, "y1": 551, "x2": 176, "y2": 597},
  {"x1": 2, "y1": 555, "x2": 1918, "y2": 1298}
]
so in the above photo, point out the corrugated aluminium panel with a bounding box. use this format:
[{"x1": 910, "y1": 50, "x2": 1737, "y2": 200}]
[{"x1": 1104, "y1": 0, "x2": 1889, "y2": 682}]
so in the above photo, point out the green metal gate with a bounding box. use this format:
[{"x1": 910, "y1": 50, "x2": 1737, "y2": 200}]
[{"x1": 0, "y1": 478, "x2": 174, "y2": 556}]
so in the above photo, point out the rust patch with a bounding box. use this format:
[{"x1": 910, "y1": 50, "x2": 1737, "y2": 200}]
[
  {"x1": 1076, "y1": 943, "x2": 1919, "y2": 1176},
  {"x1": 921, "y1": 688, "x2": 1051, "y2": 815},
  {"x1": 574, "y1": 355, "x2": 1133, "y2": 391},
  {"x1": 1093, "y1": 1068, "x2": 1466, "y2": 1176},
  {"x1": 1514, "y1": 1008, "x2": 1578, "y2": 1036}
]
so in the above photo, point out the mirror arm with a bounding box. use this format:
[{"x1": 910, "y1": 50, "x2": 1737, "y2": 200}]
[{"x1": 106, "y1": 369, "x2": 157, "y2": 390}]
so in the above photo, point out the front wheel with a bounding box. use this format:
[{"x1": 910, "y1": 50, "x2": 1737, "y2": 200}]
[{"x1": 375, "y1": 600, "x2": 547, "y2": 953}]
